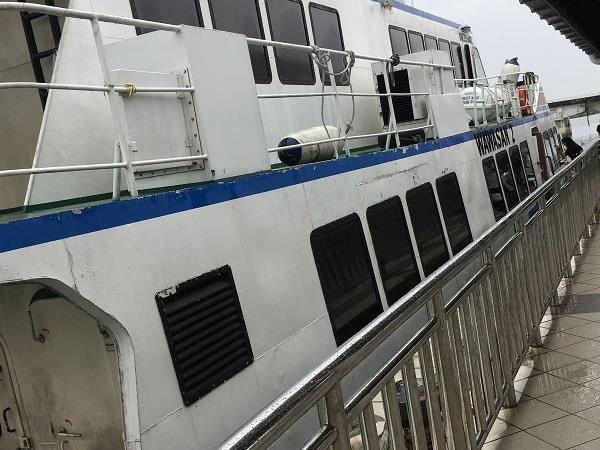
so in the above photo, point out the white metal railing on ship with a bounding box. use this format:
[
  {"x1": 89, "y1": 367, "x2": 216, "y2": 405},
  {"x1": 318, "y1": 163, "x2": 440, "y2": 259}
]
[
  {"x1": 454, "y1": 72, "x2": 541, "y2": 127},
  {"x1": 0, "y1": 2, "x2": 453, "y2": 209},
  {"x1": 219, "y1": 144, "x2": 600, "y2": 450}
]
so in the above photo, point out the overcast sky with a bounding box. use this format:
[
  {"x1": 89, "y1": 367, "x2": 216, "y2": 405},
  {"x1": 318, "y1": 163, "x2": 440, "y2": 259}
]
[{"x1": 416, "y1": 0, "x2": 600, "y2": 140}]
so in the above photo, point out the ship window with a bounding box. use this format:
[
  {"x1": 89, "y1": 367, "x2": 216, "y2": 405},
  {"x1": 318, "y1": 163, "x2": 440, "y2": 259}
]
[
  {"x1": 376, "y1": 69, "x2": 413, "y2": 125},
  {"x1": 367, "y1": 197, "x2": 420, "y2": 305},
  {"x1": 208, "y1": 0, "x2": 271, "y2": 84},
  {"x1": 408, "y1": 31, "x2": 425, "y2": 53},
  {"x1": 435, "y1": 174, "x2": 473, "y2": 255},
  {"x1": 309, "y1": 3, "x2": 347, "y2": 86},
  {"x1": 311, "y1": 214, "x2": 383, "y2": 346},
  {"x1": 155, "y1": 265, "x2": 253, "y2": 406},
  {"x1": 482, "y1": 157, "x2": 508, "y2": 221},
  {"x1": 520, "y1": 141, "x2": 538, "y2": 192},
  {"x1": 406, "y1": 183, "x2": 450, "y2": 276},
  {"x1": 266, "y1": 0, "x2": 315, "y2": 85},
  {"x1": 464, "y1": 44, "x2": 475, "y2": 79},
  {"x1": 438, "y1": 39, "x2": 452, "y2": 62},
  {"x1": 389, "y1": 26, "x2": 410, "y2": 56},
  {"x1": 424, "y1": 35, "x2": 438, "y2": 50},
  {"x1": 543, "y1": 131, "x2": 558, "y2": 173},
  {"x1": 473, "y1": 47, "x2": 486, "y2": 79},
  {"x1": 509, "y1": 145, "x2": 530, "y2": 199},
  {"x1": 451, "y1": 42, "x2": 465, "y2": 79},
  {"x1": 496, "y1": 150, "x2": 520, "y2": 208},
  {"x1": 129, "y1": 0, "x2": 203, "y2": 34}
]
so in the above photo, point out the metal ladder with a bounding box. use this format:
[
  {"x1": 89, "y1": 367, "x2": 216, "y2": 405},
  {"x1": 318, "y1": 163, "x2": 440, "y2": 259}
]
[{"x1": 19, "y1": 0, "x2": 62, "y2": 108}]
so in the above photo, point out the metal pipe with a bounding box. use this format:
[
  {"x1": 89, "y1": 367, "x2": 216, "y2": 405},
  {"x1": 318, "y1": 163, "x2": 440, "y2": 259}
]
[
  {"x1": 0, "y1": 155, "x2": 207, "y2": 177},
  {"x1": 0, "y1": 81, "x2": 195, "y2": 93},
  {"x1": 257, "y1": 92, "x2": 429, "y2": 99}
]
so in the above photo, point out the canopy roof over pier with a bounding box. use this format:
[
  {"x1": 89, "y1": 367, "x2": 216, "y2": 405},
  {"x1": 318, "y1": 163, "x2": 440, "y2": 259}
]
[{"x1": 520, "y1": 0, "x2": 600, "y2": 63}]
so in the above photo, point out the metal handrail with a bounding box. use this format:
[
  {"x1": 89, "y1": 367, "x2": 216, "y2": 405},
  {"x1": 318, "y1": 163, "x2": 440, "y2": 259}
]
[
  {"x1": 0, "y1": 2, "x2": 449, "y2": 203},
  {"x1": 219, "y1": 143, "x2": 600, "y2": 449}
]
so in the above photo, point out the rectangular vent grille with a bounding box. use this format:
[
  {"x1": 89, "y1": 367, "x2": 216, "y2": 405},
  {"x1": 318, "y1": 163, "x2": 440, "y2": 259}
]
[
  {"x1": 156, "y1": 265, "x2": 253, "y2": 406},
  {"x1": 376, "y1": 70, "x2": 414, "y2": 125}
]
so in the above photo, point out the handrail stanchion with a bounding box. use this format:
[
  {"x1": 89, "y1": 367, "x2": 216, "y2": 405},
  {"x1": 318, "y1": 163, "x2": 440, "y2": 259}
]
[
  {"x1": 325, "y1": 53, "x2": 344, "y2": 158},
  {"x1": 432, "y1": 292, "x2": 468, "y2": 449},
  {"x1": 380, "y1": 61, "x2": 400, "y2": 150},
  {"x1": 325, "y1": 382, "x2": 351, "y2": 450},
  {"x1": 90, "y1": 17, "x2": 138, "y2": 197},
  {"x1": 473, "y1": 82, "x2": 478, "y2": 127}
]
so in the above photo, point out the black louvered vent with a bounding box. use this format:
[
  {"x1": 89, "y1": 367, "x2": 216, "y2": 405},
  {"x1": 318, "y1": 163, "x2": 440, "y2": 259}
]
[
  {"x1": 376, "y1": 70, "x2": 414, "y2": 125},
  {"x1": 156, "y1": 266, "x2": 253, "y2": 406}
]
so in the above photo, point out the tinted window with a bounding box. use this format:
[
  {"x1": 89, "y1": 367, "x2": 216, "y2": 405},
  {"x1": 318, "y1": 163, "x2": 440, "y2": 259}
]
[
  {"x1": 408, "y1": 31, "x2": 425, "y2": 53},
  {"x1": 451, "y1": 42, "x2": 465, "y2": 78},
  {"x1": 424, "y1": 35, "x2": 438, "y2": 51},
  {"x1": 436, "y1": 174, "x2": 473, "y2": 254},
  {"x1": 439, "y1": 39, "x2": 451, "y2": 62},
  {"x1": 309, "y1": 3, "x2": 347, "y2": 86},
  {"x1": 496, "y1": 150, "x2": 520, "y2": 208},
  {"x1": 464, "y1": 44, "x2": 474, "y2": 79},
  {"x1": 367, "y1": 197, "x2": 420, "y2": 305},
  {"x1": 406, "y1": 184, "x2": 450, "y2": 276},
  {"x1": 311, "y1": 214, "x2": 383, "y2": 346},
  {"x1": 389, "y1": 26, "x2": 410, "y2": 56},
  {"x1": 543, "y1": 131, "x2": 557, "y2": 173},
  {"x1": 520, "y1": 141, "x2": 538, "y2": 192},
  {"x1": 509, "y1": 145, "x2": 530, "y2": 199},
  {"x1": 482, "y1": 157, "x2": 507, "y2": 221},
  {"x1": 266, "y1": 0, "x2": 315, "y2": 84},
  {"x1": 208, "y1": 0, "x2": 271, "y2": 84},
  {"x1": 130, "y1": 0, "x2": 202, "y2": 33}
]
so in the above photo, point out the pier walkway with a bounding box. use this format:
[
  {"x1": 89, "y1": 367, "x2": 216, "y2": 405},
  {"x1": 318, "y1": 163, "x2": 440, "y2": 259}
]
[{"x1": 485, "y1": 224, "x2": 600, "y2": 449}]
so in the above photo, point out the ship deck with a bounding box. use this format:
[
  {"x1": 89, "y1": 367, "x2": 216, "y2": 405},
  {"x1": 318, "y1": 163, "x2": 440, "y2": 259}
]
[{"x1": 484, "y1": 223, "x2": 600, "y2": 449}]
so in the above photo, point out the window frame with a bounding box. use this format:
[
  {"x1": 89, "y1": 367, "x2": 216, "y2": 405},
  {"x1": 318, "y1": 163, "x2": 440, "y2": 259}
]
[
  {"x1": 519, "y1": 140, "x2": 538, "y2": 192},
  {"x1": 495, "y1": 149, "x2": 520, "y2": 208},
  {"x1": 424, "y1": 34, "x2": 438, "y2": 51},
  {"x1": 438, "y1": 39, "x2": 452, "y2": 60},
  {"x1": 265, "y1": 0, "x2": 316, "y2": 85},
  {"x1": 407, "y1": 30, "x2": 425, "y2": 53},
  {"x1": 310, "y1": 213, "x2": 383, "y2": 346},
  {"x1": 406, "y1": 183, "x2": 450, "y2": 277},
  {"x1": 389, "y1": 25, "x2": 410, "y2": 56},
  {"x1": 129, "y1": 0, "x2": 204, "y2": 34},
  {"x1": 366, "y1": 196, "x2": 421, "y2": 305},
  {"x1": 308, "y1": 2, "x2": 348, "y2": 86},
  {"x1": 508, "y1": 144, "x2": 530, "y2": 200},
  {"x1": 450, "y1": 41, "x2": 465, "y2": 79},
  {"x1": 435, "y1": 173, "x2": 473, "y2": 255},
  {"x1": 482, "y1": 156, "x2": 508, "y2": 221},
  {"x1": 463, "y1": 44, "x2": 475, "y2": 80},
  {"x1": 207, "y1": 0, "x2": 272, "y2": 84}
]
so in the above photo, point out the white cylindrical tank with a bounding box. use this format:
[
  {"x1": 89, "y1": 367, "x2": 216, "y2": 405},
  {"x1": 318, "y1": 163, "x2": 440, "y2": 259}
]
[
  {"x1": 461, "y1": 86, "x2": 512, "y2": 123},
  {"x1": 501, "y1": 57, "x2": 520, "y2": 84},
  {"x1": 277, "y1": 125, "x2": 341, "y2": 166}
]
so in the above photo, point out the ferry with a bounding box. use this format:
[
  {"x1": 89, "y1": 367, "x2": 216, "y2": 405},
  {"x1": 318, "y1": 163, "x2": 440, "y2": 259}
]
[{"x1": 0, "y1": 0, "x2": 566, "y2": 449}]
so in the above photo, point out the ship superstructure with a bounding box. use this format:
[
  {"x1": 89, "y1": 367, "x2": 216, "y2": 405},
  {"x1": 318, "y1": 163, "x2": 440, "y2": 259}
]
[{"x1": 0, "y1": 1, "x2": 572, "y2": 449}]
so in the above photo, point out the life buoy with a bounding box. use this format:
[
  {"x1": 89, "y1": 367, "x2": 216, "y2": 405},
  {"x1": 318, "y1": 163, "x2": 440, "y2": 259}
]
[{"x1": 518, "y1": 86, "x2": 532, "y2": 116}]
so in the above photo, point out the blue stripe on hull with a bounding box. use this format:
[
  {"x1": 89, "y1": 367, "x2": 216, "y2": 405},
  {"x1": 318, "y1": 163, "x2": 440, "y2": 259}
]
[{"x1": 0, "y1": 111, "x2": 552, "y2": 254}]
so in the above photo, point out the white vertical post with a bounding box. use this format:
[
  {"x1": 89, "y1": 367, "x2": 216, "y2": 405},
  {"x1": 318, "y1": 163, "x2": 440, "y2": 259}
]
[
  {"x1": 326, "y1": 55, "x2": 346, "y2": 157},
  {"x1": 91, "y1": 17, "x2": 138, "y2": 197},
  {"x1": 112, "y1": 139, "x2": 121, "y2": 201},
  {"x1": 473, "y1": 82, "x2": 478, "y2": 127},
  {"x1": 381, "y1": 61, "x2": 401, "y2": 150}
]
